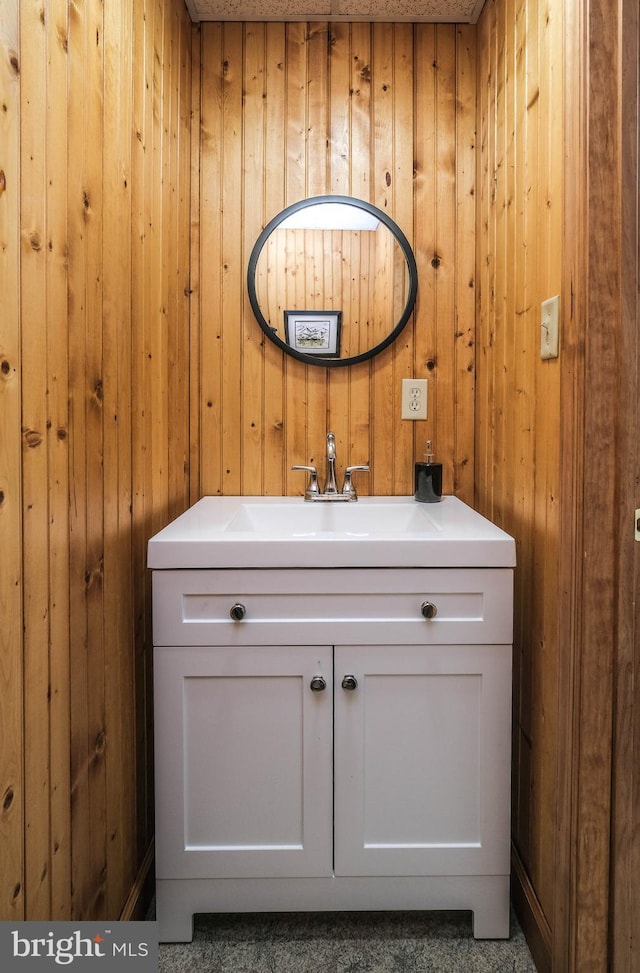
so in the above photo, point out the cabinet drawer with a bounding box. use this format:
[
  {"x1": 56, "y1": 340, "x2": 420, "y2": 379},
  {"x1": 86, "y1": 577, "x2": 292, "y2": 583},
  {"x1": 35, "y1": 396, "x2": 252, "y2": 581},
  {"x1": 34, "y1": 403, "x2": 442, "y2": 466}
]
[{"x1": 152, "y1": 568, "x2": 513, "y2": 646}]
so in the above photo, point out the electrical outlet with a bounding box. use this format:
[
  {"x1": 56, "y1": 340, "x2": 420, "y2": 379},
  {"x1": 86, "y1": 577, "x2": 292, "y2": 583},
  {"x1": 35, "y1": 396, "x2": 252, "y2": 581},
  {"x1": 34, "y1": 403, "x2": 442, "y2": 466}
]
[{"x1": 401, "y1": 378, "x2": 428, "y2": 420}]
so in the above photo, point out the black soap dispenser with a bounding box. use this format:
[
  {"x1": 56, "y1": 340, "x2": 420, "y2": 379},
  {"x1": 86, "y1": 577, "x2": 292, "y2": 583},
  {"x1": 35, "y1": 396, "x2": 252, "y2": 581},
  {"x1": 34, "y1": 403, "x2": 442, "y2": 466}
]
[{"x1": 414, "y1": 440, "x2": 442, "y2": 503}]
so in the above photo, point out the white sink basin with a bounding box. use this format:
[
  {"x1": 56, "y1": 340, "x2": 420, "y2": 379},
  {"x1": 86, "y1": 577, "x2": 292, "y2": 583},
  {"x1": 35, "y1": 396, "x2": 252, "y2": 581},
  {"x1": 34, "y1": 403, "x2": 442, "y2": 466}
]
[
  {"x1": 225, "y1": 500, "x2": 440, "y2": 536},
  {"x1": 147, "y1": 496, "x2": 516, "y2": 569}
]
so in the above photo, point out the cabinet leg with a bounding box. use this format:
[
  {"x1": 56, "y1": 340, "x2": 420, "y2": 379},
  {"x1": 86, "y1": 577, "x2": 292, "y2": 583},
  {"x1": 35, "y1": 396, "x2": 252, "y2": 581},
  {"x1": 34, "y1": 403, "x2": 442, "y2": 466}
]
[
  {"x1": 156, "y1": 880, "x2": 195, "y2": 943},
  {"x1": 470, "y1": 877, "x2": 511, "y2": 939}
]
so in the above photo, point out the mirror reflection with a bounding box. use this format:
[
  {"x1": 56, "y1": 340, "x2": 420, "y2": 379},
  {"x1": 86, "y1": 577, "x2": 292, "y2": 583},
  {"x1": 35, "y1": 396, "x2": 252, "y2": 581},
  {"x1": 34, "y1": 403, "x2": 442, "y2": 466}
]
[{"x1": 247, "y1": 196, "x2": 418, "y2": 367}]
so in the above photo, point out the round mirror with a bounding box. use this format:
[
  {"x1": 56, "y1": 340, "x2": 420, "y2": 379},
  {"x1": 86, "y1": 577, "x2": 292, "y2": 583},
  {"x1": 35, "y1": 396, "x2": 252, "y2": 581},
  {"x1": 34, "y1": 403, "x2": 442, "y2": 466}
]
[{"x1": 247, "y1": 195, "x2": 418, "y2": 367}]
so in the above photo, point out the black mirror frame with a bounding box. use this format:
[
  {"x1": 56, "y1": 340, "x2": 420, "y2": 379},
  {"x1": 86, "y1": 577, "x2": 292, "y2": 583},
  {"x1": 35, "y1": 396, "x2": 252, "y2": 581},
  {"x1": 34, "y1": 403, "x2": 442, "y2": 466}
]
[{"x1": 247, "y1": 195, "x2": 418, "y2": 368}]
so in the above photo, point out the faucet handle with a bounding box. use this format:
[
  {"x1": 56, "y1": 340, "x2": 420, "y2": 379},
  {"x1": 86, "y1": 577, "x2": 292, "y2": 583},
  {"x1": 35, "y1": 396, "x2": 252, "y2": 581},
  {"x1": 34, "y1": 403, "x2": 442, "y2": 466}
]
[
  {"x1": 342, "y1": 465, "x2": 370, "y2": 500},
  {"x1": 292, "y1": 465, "x2": 320, "y2": 499}
]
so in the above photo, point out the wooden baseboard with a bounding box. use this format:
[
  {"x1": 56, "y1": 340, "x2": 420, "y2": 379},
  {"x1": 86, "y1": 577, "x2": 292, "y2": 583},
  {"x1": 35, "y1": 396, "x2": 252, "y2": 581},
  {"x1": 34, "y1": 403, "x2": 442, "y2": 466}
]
[
  {"x1": 120, "y1": 841, "x2": 155, "y2": 921},
  {"x1": 511, "y1": 843, "x2": 552, "y2": 973}
]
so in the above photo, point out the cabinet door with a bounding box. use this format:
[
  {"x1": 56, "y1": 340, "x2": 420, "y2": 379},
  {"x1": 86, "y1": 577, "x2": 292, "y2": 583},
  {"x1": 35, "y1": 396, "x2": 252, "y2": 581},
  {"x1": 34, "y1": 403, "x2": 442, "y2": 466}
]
[
  {"x1": 334, "y1": 643, "x2": 512, "y2": 877},
  {"x1": 154, "y1": 644, "x2": 333, "y2": 879}
]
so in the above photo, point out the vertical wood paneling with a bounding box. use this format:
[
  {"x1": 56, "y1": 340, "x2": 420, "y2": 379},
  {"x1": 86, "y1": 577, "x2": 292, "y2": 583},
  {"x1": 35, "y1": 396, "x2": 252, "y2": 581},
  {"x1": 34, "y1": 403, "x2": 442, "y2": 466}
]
[
  {"x1": 531, "y1": 0, "x2": 562, "y2": 921},
  {"x1": 551, "y1": 0, "x2": 640, "y2": 966},
  {"x1": 414, "y1": 24, "x2": 438, "y2": 488},
  {"x1": 453, "y1": 24, "x2": 476, "y2": 500},
  {"x1": 370, "y1": 23, "x2": 399, "y2": 495},
  {"x1": 549, "y1": 0, "x2": 635, "y2": 966},
  {"x1": 129, "y1": 0, "x2": 192, "y2": 864},
  {"x1": 611, "y1": 3, "x2": 640, "y2": 968},
  {"x1": 283, "y1": 22, "x2": 314, "y2": 491},
  {"x1": 305, "y1": 25, "x2": 331, "y2": 473},
  {"x1": 242, "y1": 23, "x2": 267, "y2": 495},
  {"x1": 262, "y1": 23, "x2": 287, "y2": 495},
  {"x1": 196, "y1": 22, "x2": 476, "y2": 503},
  {"x1": 511, "y1": 0, "x2": 534, "y2": 873},
  {"x1": 432, "y1": 26, "x2": 457, "y2": 496},
  {"x1": 326, "y1": 24, "x2": 352, "y2": 471},
  {"x1": 551, "y1": 0, "x2": 586, "y2": 967},
  {"x1": 221, "y1": 24, "x2": 244, "y2": 496},
  {"x1": 1, "y1": 0, "x2": 192, "y2": 923},
  {"x1": 198, "y1": 22, "x2": 223, "y2": 497},
  {"x1": 0, "y1": 0, "x2": 24, "y2": 923},
  {"x1": 67, "y1": 0, "x2": 106, "y2": 918},
  {"x1": 475, "y1": 7, "x2": 495, "y2": 520},
  {"x1": 150, "y1": 0, "x2": 169, "y2": 535},
  {"x1": 345, "y1": 23, "x2": 373, "y2": 474},
  {"x1": 21, "y1": 0, "x2": 53, "y2": 919},
  {"x1": 130, "y1": 0, "x2": 151, "y2": 864},
  {"x1": 46, "y1": 0, "x2": 72, "y2": 920},
  {"x1": 345, "y1": 23, "x2": 374, "y2": 476},
  {"x1": 475, "y1": 1, "x2": 564, "y2": 968},
  {"x1": 570, "y1": 0, "x2": 618, "y2": 965},
  {"x1": 189, "y1": 26, "x2": 203, "y2": 505},
  {"x1": 103, "y1": 0, "x2": 134, "y2": 919},
  {"x1": 389, "y1": 22, "x2": 415, "y2": 496}
]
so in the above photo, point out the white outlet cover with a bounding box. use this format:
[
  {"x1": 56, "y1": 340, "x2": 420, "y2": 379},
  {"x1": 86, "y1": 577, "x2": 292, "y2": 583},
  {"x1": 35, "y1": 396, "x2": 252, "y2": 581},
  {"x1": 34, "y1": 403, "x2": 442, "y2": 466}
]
[{"x1": 401, "y1": 378, "x2": 428, "y2": 420}]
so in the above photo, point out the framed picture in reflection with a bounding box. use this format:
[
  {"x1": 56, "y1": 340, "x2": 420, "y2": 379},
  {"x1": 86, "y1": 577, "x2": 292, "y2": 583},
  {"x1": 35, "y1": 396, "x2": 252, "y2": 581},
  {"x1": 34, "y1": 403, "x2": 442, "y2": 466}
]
[{"x1": 284, "y1": 310, "x2": 342, "y2": 358}]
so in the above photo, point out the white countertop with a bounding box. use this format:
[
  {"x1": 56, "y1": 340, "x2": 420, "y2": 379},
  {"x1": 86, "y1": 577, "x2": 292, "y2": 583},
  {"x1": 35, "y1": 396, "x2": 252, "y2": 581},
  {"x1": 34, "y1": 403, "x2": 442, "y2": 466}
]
[{"x1": 147, "y1": 495, "x2": 516, "y2": 569}]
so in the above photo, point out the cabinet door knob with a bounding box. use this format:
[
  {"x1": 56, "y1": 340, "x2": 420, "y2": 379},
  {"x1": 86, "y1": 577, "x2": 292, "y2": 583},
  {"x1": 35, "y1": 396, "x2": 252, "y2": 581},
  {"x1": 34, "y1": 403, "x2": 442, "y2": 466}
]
[
  {"x1": 310, "y1": 675, "x2": 327, "y2": 693},
  {"x1": 229, "y1": 602, "x2": 246, "y2": 621},
  {"x1": 421, "y1": 600, "x2": 438, "y2": 619},
  {"x1": 341, "y1": 674, "x2": 358, "y2": 692}
]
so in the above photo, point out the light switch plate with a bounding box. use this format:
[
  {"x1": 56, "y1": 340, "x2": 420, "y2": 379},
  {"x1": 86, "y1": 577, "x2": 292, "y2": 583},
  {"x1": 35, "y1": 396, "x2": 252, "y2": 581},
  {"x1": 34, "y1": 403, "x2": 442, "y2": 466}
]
[{"x1": 540, "y1": 295, "x2": 560, "y2": 360}]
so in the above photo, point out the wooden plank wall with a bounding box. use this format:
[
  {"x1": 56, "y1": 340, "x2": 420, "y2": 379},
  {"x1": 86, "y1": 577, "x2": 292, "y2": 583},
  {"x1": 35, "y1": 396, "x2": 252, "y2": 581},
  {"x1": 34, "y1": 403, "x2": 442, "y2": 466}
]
[
  {"x1": 0, "y1": 0, "x2": 191, "y2": 921},
  {"x1": 554, "y1": 2, "x2": 637, "y2": 968},
  {"x1": 609, "y1": 0, "x2": 639, "y2": 968},
  {"x1": 612, "y1": 0, "x2": 640, "y2": 960},
  {"x1": 193, "y1": 21, "x2": 477, "y2": 501},
  {"x1": 475, "y1": 1, "x2": 563, "y2": 970},
  {"x1": 0, "y1": 0, "x2": 23, "y2": 925}
]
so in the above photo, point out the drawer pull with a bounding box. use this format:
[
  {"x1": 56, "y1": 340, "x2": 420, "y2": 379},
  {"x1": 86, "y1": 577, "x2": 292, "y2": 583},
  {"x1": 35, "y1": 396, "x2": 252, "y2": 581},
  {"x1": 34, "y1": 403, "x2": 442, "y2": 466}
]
[
  {"x1": 421, "y1": 600, "x2": 438, "y2": 619},
  {"x1": 310, "y1": 676, "x2": 327, "y2": 693},
  {"x1": 229, "y1": 602, "x2": 246, "y2": 621},
  {"x1": 341, "y1": 674, "x2": 358, "y2": 692}
]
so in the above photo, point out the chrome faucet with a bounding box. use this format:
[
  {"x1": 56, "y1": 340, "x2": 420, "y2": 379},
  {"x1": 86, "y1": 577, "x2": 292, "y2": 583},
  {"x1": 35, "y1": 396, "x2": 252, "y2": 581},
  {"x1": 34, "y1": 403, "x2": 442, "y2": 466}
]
[
  {"x1": 292, "y1": 432, "x2": 370, "y2": 502},
  {"x1": 324, "y1": 432, "x2": 339, "y2": 494}
]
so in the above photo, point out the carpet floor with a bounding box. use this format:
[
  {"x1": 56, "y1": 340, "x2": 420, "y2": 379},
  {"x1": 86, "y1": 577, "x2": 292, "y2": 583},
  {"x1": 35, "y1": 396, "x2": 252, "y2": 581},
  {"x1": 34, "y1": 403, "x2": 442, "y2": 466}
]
[{"x1": 156, "y1": 908, "x2": 538, "y2": 973}]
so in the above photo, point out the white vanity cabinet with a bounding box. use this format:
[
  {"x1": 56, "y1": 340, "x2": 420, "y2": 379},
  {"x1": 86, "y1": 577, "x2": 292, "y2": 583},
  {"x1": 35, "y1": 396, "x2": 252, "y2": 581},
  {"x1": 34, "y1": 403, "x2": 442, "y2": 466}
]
[{"x1": 151, "y1": 565, "x2": 514, "y2": 942}]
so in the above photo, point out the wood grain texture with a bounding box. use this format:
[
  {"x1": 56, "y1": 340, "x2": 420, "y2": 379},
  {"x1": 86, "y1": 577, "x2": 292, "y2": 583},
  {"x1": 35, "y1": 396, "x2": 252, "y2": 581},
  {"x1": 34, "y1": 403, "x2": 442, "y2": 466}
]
[
  {"x1": 552, "y1": 0, "x2": 586, "y2": 968},
  {"x1": 475, "y1": 0, "x2": 563, "y2": 967},
  {"x1": 0, "y1": 0, "x2": 24, "y2": 924},
  {"x1": 1, "y1": 0, "x2": 192, "y2": 922},
  {"x1": 21, "y1": 0, "x2": 55, "y2": 919},
  {"x1": 103, "y1": 0, "x2": 135, "y2": 920},
  {"x1": 195, "y1": 21, "x2": 477, "y2": 500},
  {"x1": 478, "y1": 2, "x2": 640, "y2": 972},
  {"x1": 46, "y1": 0, "x2": 72, "y2": 922},
  {"x1": 566, "y1": 0, "x2": 618, "y2": 966},
  {"x1": 609, "y1": 0, "x2": 640, "y2": 969}
]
